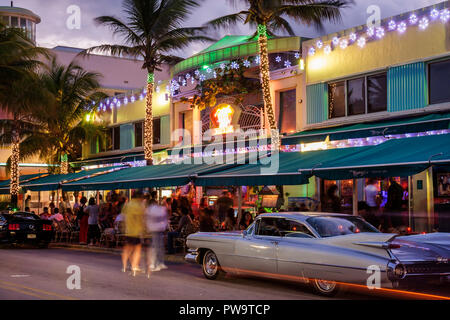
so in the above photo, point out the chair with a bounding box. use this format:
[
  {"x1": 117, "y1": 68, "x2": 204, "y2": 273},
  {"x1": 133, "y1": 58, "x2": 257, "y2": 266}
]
[{"x1": 173, "y1": 223, "x2": 198, "y2": 253}]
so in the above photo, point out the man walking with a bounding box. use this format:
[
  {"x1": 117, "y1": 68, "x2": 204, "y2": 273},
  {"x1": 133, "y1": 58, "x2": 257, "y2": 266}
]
[{"x1": 145, "y1": 201, "x2": 168, "y2": 275}]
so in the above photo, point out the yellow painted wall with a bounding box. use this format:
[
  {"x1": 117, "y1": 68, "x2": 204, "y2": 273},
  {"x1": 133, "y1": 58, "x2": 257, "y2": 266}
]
[
  {"x1": 115, "y1": 87, "x2": 171, "y2": 124},
  {"x1": 269, "y1": 73, "x2": 303, "y2": 132},
  {"x1": 305, "y1": 22, "x2": 449, "y2": 84}
]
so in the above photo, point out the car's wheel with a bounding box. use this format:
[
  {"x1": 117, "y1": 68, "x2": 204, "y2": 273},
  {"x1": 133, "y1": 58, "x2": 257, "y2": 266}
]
[
  {"x1": 202, "y1": 250, "x2": 223, "y2": 280},
  {"x1": 310, "y1": 278, "x2": 340, "y2": 297}
]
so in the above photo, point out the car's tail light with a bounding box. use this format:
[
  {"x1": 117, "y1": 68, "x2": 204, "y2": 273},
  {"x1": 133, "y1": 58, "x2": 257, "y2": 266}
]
[
  {"x1": 43, "y1": 224, "x2": 52, "y2": 231},
  {"x1": 8, "y1": 224, "x2": 20, "y2": 231},
  {"x1": 387, "y1": 243, "x2": 401, "y2": 249}
]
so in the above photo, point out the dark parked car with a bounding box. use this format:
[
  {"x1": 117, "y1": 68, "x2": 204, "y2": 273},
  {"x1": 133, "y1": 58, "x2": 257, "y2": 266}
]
[{"x1": 0, "y1": 211, "x2": 53, "y2": 248}]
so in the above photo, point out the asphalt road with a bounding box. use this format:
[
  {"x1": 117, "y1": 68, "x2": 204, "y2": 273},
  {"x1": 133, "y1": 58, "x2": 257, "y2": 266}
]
[{"x1": 0, "y1": 246, "x2": 448, "y2": 300}]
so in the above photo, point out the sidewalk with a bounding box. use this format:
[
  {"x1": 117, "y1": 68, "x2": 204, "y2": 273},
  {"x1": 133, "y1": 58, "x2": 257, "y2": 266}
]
[{"x1": 49, "y1": 243, "x2": 187, "y2": 264}]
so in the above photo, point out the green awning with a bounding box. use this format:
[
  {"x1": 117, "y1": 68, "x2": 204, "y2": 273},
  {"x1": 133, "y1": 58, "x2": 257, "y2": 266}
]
[
  {"x1": 282, "y1": 112, "x2": 450, "y2": 145},
  {"x1": 196, "y1": 148, "x2": 362, "y2": 187},
  {"x1": 300, "y1": 134, "x2": 450, "y2": 180},
  {"x1": 21, "y1": 167, "x2": 126, "y2": 191},
  {"x1": 0, "y1": 173, "x2": 48, "y2": 194},
  {"x1": 61, "y1": 162, "x2": 239, "y2": 191}
]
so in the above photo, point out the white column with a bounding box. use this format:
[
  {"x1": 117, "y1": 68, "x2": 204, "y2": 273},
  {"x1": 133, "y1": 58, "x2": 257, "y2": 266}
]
[{"x1": 426, "y1": 167, "x2": 434, "y2": 232}]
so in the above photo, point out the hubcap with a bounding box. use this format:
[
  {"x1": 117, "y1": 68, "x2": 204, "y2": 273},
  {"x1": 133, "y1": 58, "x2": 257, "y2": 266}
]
[
  {"x1": 316, "y1": 279, "x2": 336, "y2": 292},
  {"x1": 204, "y1": 253, "x2": 218, "y2": 276}
]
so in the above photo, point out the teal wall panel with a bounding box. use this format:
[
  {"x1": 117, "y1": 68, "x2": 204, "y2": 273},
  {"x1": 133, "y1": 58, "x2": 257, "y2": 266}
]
[
  {"x1": 120, "y1": 123, "x2": 134, "y2": 150},
  {"x1": 306, "y1": 83, "x2": 328, "y2": 124},
  {"x1": 388, "y1": 62, "x2": 427, "y2": 112}
]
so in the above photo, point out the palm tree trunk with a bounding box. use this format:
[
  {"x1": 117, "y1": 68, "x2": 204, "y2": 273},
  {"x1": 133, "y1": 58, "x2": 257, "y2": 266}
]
[
  {"x1": 144, "y1": 72, "x2": 154, "y2": 165},
  {"x1": 60, "y1": 153, "x2": 69, "y2": 174},
  {"x1": 10, "y1": 127, "x2": 20, "y2": 209},
  {"x1": 257, "y1": 24, "x2": 280, "y2": 151}
]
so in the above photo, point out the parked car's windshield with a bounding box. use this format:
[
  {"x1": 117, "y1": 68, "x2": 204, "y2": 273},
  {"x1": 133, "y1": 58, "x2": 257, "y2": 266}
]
[
  {"x1": 306, "y1": 216, "x2": 379, "y2": 237},
  {"x1": 11, "y1": 212, "x2": 40, "y2": 220}
]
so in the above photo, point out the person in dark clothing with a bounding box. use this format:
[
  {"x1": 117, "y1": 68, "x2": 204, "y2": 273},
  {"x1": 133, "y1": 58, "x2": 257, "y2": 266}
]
[
  {"x1": 325, "y1": 184, "x2": 341, "y2": 213},
  {"x1": 216, "y1": 191, "x2": 233, "y2": 223},
  {"x1": 167, "y1": 207, "x2": 192, "y2": 254},
  {"x1": 385, "y1": 178, "x2": 405, "y2": 228},
  {"x1": 239, "y1": 211, "x2": 254, "y2": 230},
  {"x1": 199, "y1": 208, "x2": 217, "y2": 232}
]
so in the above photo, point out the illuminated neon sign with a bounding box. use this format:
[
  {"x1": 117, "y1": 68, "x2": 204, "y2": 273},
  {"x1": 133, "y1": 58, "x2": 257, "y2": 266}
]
[{"x1": 211, "y1": 104, "x2": 234, "y2": 135}]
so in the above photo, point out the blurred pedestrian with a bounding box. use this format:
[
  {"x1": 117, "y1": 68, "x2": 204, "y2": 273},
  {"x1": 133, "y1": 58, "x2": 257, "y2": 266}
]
[
  {"x1": 77, "y1": 197, "x2": 88, "y2": 244},
  {"x1": 85, "y1": 197, "x2": 100, "y2": 246},
  {"x1": 386, "y1": 177, "x2": 404, "y2": 228},
  {"x1": 325, "y1": 184, "x2": 341, "y2": 213},
  {"x1": 216, "y1": 191, "x2": 233, "y2": 223},
  {"x1": 121, "y1": 191, "x2": 146, "y2": 276},
  {"x1": 199, "y1": 208, "x2": 217, "y2": 232},
  {"x1": 222, "y1": 208, "x2": 236, "y2": 231},
  {"x1": 145, "y1": 201, "x2": 168, "y2": 275}
]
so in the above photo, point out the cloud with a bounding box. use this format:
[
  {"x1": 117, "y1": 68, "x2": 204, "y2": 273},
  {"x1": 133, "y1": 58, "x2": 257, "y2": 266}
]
[{"x1": 12, "y1": 0, "x2": 444, "y2": 53}]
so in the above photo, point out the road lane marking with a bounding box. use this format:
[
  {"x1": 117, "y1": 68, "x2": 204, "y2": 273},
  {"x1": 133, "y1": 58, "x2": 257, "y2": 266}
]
[
  {"x1": 0, "y1": 283, "x2": 47, "y2": 299},
  {"x1": 0, "y1": 280, "x2": 78, "y2": 300},
  {"x1": 10, "y1": 275, "x2": 30, "y2": 278}
]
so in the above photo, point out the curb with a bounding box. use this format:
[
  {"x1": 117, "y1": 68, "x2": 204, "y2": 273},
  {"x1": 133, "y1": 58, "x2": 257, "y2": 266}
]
[{"x1": 49, "y1": 243, "x2": 187, "y2": 264}]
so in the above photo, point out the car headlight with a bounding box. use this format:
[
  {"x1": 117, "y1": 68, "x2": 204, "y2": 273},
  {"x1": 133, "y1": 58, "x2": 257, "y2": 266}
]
[{"x1": 387, "y1": 261, "x2": 407, "y2": 280}]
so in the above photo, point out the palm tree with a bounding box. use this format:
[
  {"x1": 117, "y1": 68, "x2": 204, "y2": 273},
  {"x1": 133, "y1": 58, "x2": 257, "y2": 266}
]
[
  {"x1": 0, "y1": 22, "x2": 49, "y2": 208},
  {"x1": 17, "y1": 57, "x2": 107, "y2": 174},
  {"x1": 83, "y1": 0, "x2": 214, "y2": 165},
  {"x1": 205, "y1": 0, "x2": 352, "y2": 149}
]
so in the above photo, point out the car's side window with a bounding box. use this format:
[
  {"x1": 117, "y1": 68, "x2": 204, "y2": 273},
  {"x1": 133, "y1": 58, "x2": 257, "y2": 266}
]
[
  {"x1": 255, "y1": 218, "x2": 283, "y2": 237},
  {"x1": 283, "y1": 220, "x2": 315, "y2": 238}
]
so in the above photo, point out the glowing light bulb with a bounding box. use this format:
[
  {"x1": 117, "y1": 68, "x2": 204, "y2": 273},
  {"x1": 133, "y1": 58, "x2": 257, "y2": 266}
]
[
  {"x1": 440, "y1": 9, "x2": 450, "y2": 23},
  {"x1": 308, "y1": 47, "x2": 316, "y2": 56},
  {"x1": 419, "y1": 17, "x2": 429, "y2": 30},
  {"x1": 316, "y1": 40, "x2": 323, "y2": 48},
  {"x1": 357, "y1": 37, "x2": 366, "y2": 48},
  {"x1": 409, "y1": 14, "x2": 418, "y2": 24},
  {"x1": 340, "y1": 39, "x2": 348, "y2": 49},
  {"x1": 388, "y1": 20, "x2": 397, "y2": 31},
  {"x1": 324, "y1": 45, "x2": 331, "y2": 55},
  {"x1": 376, "y1": 27, "x2": 385, "y2": 38},
  {"x1": 397, "y1": 22, "x2": 407, "y2": 33}
]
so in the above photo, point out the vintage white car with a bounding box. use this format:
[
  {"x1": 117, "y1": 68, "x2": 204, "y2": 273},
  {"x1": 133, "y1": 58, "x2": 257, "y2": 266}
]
[{"x1": 185, "y1": 212, "x2": 450, "y2": 296}]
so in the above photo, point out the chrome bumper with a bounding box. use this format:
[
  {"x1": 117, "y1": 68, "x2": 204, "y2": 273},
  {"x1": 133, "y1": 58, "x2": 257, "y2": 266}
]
[{"x1": 185, "y1": 249, "x2": 199, "y2": 264}]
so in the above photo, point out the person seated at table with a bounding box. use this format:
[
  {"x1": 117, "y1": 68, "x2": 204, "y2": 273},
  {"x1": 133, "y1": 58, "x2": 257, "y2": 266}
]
[
  {"x1": 167, "y1": 207, "x2": 192, "y2": 254},
  {"x1": 199, "y1": 208, "x2": 217, "y2": 232}
]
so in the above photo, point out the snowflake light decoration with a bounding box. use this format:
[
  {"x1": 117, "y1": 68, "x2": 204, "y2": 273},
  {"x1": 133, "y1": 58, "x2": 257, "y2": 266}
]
[
  {"x1": 243, "y1": 60, "x2": 250, "y2": 68},
  {"x1": 357, "y1": 37, "x2": 366, "y2": 48},
  {"x1": 284, "y1": 60, "x2": 291, "y2": 68}
]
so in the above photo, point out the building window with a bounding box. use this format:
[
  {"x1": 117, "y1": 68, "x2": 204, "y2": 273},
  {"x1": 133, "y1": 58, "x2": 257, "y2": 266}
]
[
  {"x1": 100, "y1": 129, "x2": 113, "y2": 152},
  {"x1": 279, "y1": 89, "x2": 297, "y2": 134},
  {"x1": 328, "y1": 81, "x2": 346, "y2": 118},
  {"x1": 135, "y1": 122, "x2": 143, "y2": 147},
  {"x1": 10, "y1": 16, "x2": 18, "y2": 27},
  {"x1": 429, "y1": 59, "x2": 450, "y2": 105},
  {"x1": 347, "y1": 78, "x2": 365, "y2": 116},
  {"x1": 153, "y1": 118, "x2": 161, "y2": 144},
  {"x1": 328, "y1": 72, "x2": 387, "y2": 119},
  {"x1": 113, "y1": 126, "x2": 120, "y2": 150},
  {"x1": 367, "y1": 73, "x2": 387, "y2": 113}
]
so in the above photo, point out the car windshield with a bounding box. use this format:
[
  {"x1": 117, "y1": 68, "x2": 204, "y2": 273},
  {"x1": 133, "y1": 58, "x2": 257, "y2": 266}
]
[
  {"x1": 11, "y1": 212, "x2": 40, "y2": 220},
  {"x1": 306, "y1": 216, "x2": 379, "y2": 238}
]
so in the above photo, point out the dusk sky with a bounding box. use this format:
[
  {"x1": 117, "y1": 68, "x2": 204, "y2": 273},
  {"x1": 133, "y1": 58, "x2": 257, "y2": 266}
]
[{"x1": 5, "y1": 0, "x2": 445, "y2": 57}]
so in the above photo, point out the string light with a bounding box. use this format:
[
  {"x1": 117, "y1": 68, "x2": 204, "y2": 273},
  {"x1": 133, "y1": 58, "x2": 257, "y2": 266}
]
[
  {"x1": 357, "y1": 37, "x2": 366, "y2": 48},
  {"x1": 349, "y1": 33, "x2": 357, "y2": 42},
  {"x1": 10, "y1": 131, "x2": 20, "y2": 198},
  {"x1": 294, "y1": 52, "x2": 300, "y2": 59},
  {"x1": 388, "y1": 20, "x2": 397, "y2": 30},
  {"x1": 419, "y1": 17, "x2": 429, "y2": 30},
  {"x1": 316, "y1": 40, "x2": 323, "y2": 48},
  {"x1": 367, "y1": 26, "x2": 375, "y2": 37},
  {"x1": 257, "y1": 24, "x2": 279, "y2": 151},
  {"x1": 332, "y1": 36, "x2": 340, "y2": 46},
  {"x1": 340, "y1": 39, "x2": 348, "y2": 49},
  {"x1": 430, "y1": 9, "x2": 439, "y2": 19},
  {"x1": 243, "y1": 59, "x2": 250, "y2": 67},
  {"x1": 441, "y1": 9, "x2": 450, "y2": 23},
  {"x1": 409, "y1": 14, "x2": 418, "y2": 24},
  {"x1": 308, "y1": 47, "x2": 316, "y2": 56},
  {"x1": 284, "y1": 60, "x2": 291, "y2": 68},
  {"x1": 375, "y1": 27, "x2": 385, "y2": 39},
  {"x1": 397, "y1": 22, "x2": 407, "y2": 33},
  {"x1": 324, "y1": 45, "x2": 331, "y2": 54},
  {"x1": 275, "y1": 56, "x2": 282, "y2": 62}
]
